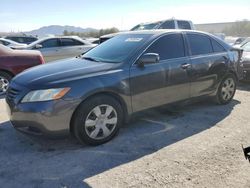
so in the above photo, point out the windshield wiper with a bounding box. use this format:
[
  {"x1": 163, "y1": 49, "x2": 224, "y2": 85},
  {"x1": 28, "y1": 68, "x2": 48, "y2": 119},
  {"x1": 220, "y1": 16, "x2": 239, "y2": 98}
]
[{"x1": 82, "y1": 56, "x2": 100, "y2": 62}]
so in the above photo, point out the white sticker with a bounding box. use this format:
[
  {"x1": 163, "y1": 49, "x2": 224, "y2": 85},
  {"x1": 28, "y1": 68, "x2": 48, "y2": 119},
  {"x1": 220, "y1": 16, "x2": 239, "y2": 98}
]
[{"x1": 125, "y1": 38, "x2": 143, "y2": 42}]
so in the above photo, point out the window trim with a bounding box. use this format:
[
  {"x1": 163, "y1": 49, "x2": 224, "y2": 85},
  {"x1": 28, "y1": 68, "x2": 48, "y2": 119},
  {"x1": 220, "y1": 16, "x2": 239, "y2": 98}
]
[{"x1": 132, "y1": 32, "x2": 187, "y2": 66}]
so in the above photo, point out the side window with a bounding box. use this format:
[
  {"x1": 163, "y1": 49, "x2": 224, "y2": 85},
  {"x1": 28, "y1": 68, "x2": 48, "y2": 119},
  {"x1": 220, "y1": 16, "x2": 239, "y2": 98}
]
[
  {"x1": 145, "y1": 34, "x2": 185, "y2": 60},
  {"x1": 187, "y1": 34, "x2": 213, "y2": 56},
  {"x1": 211, "y1": 38, "x2": 226, "y2": 53},
  {"x1": 40, "y1": 39, "x2": 59, "y2": 48},
  {"x1": 177, "y1": 21, "x2": 191, "y2": 30},
  {"x1": 159, "y1": 21, "x2": 175, "y2": 29},
  {"x1": 61, "y1": 38, "x2": 83, "y2": 46}
]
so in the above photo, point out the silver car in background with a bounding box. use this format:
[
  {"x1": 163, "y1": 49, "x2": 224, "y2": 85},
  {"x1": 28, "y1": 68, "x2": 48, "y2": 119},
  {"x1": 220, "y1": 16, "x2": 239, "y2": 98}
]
[
  {"x1": 0, "y1": 38, "x2": 28, "y2": 48},
  {"x1": 13, "y1": 36, "x2": 97, "y2": 62}
]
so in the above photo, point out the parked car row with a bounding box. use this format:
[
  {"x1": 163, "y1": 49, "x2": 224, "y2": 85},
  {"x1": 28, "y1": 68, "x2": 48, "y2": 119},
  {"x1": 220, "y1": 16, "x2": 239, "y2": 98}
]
[{"x1": 5, "y1": 30, "x2": 243, "y2": 145}]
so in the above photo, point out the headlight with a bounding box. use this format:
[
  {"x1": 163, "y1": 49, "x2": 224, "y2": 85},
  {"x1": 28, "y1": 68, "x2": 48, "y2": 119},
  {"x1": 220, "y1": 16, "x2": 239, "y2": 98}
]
[{"x1": 21, "y1": 88, "x2": 70, "y2": 103}]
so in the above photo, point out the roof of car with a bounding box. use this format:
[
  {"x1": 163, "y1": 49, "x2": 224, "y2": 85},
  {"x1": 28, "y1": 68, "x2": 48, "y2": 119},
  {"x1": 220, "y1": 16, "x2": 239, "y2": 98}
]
[{"x1": 117, "y1": 29, "x2": 209, "y2": 36}]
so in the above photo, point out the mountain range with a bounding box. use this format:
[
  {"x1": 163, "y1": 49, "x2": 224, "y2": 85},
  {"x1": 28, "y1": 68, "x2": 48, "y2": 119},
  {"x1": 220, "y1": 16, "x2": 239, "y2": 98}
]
[{"x1": 25, "y1": 25, "x2": 98, "y2": 36}]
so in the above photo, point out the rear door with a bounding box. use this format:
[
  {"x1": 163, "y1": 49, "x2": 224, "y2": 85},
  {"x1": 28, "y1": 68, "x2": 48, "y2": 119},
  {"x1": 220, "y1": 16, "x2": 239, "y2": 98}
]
[
  {"x1": 186, "y1": 33, "x2": 229, "y2": 97},
  {"x1": 130, "y1": 33, "x2": 191, "y2": 112}
]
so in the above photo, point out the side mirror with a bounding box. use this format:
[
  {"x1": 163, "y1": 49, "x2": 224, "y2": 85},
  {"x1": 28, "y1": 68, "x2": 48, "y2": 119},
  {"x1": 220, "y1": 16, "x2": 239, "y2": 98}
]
[
  {"x1": 137, "y1": 53, "x2": 160, "y2": 67},
  {"x1": 35, "y1": 44, "x2": 43, "y2": 49}
]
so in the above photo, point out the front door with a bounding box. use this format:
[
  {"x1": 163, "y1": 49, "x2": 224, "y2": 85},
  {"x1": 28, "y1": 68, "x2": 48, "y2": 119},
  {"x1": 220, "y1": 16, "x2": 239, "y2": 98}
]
[{"x1": 130, "y1": 33, "x2": 191, "y2": 112}]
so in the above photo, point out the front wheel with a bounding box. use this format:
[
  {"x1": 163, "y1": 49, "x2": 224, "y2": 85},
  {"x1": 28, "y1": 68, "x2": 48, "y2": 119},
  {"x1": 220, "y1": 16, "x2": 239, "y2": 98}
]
[
  {"x1": 0, "y1": 71, "x2": 12, "y2": 95},
  {"x1": 215, "y1": 73, "x2": 237, "y2": 105},
  {"x1": 72, "y1": 95, "x2": 123, "y2": 145}
]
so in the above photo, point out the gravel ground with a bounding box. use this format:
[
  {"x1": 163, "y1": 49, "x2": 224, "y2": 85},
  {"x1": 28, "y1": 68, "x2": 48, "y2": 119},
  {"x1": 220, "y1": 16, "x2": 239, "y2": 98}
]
[{"x1": 0, "y1": 83, "x2": 250, "y2": 188}]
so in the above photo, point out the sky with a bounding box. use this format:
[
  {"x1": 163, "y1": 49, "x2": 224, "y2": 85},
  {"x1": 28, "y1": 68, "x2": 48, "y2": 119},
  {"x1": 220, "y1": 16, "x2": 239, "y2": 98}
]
[{"x1": 1, "y1": 0, "x2": 250, "y2": 32}]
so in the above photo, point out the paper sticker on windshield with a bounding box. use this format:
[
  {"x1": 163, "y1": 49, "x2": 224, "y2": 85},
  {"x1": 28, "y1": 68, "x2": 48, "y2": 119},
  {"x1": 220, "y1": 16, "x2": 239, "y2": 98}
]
[{"x1": 125, "y1": 38, "x2": 143, "y2": 42}]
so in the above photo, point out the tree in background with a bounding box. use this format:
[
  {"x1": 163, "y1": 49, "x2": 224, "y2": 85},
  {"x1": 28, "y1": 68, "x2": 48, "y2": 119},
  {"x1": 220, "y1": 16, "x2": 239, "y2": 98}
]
[
  {"x1": 223, "y1": 20, "x2": 250, "y2": 37},
  {"x1": 63, "y1": 27, "x2": 119, "y2": 38}
]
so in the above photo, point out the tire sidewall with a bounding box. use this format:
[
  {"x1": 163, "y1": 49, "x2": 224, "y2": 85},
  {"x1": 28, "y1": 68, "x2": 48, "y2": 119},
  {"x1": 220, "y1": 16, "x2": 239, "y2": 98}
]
[{"x1": 73, "y1": 95, "x2": 123, "y2": 145}]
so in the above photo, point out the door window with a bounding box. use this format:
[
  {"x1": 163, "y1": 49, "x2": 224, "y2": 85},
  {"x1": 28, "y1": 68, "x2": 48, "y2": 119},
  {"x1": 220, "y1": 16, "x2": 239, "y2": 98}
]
[
  {"x1": 177, "y1": 21, "x2": 191, "y2": 29},
  {"x1": 40, "y1": 39, "x2": 60, "y2": 48},
  {"x1": 145, "y1": 34, "x2": 185, "y2": 60},
  {"x1": 211, "y1": 38, "x2": 226, "y2": 53},
  {"x1": 187, "y1": 33, "x2": 213, "y2": 55},
  {"x1": 61, "y1": 38, "x2": 84, "y2": 46}
]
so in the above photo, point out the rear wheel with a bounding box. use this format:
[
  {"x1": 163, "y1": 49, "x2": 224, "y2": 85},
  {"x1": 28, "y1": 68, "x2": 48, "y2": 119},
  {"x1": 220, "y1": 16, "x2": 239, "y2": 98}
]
[
  {"x1": 0, "y1": 71, "x2": 12, "y2": 95},
  {"x1": 215, "y1": 73, "x2": 237, "y2": 104},
  {"x1": 73, "y1": 95, "x2": 123, "y2": 145}
]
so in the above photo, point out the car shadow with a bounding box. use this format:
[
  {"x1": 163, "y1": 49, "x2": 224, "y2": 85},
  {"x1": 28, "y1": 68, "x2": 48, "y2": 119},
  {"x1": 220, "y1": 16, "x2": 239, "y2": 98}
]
[{"x1": 0, "y1": 99, "x2": 240, "y2": 188}]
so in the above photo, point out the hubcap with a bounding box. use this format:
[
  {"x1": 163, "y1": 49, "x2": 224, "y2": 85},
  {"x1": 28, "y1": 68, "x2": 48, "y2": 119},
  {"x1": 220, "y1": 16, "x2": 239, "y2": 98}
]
[
  {"x1": 84, "y1": 105, "x2": 118, "y2": 140},
  {"x1": 221, "y1": 78, "x2": 235, "y2": 101},
  {"x1": 0, "y1": 77, "x2": 9, "y2": 95}
]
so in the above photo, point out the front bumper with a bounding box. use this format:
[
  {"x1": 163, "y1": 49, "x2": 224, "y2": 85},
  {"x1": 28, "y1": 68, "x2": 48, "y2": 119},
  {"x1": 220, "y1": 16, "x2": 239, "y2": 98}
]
[{"x1": 5, "y1": 84, "x2": 81, "y2": 137}]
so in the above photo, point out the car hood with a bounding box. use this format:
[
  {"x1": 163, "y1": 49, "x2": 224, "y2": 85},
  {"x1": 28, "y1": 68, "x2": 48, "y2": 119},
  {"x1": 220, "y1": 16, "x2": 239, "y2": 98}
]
[{"x1": 12, "y1": 57, "x2": 118, "y2": 87}]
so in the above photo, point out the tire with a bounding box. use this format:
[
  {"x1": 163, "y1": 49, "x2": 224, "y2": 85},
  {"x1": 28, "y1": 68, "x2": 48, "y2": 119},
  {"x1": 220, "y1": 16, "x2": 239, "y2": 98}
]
[
  {"x1": 73, "y1": 95, "x2": 123, "y2": 145},
  {"x1": 0, "y1": 71, "x2": 12, "y2": 95},
  {"x1": 215, "y1": 73, "x2": 237, "y2": 105}
]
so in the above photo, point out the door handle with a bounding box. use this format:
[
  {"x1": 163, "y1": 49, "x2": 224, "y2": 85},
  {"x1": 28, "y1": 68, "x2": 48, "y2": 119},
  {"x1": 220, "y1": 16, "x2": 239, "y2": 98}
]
[{"x1": 181, "y1": 63, "x2": 191, "y2": 69}]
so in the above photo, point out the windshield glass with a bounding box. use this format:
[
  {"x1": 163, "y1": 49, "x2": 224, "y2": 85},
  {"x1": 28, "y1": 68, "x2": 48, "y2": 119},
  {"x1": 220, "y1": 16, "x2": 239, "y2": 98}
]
[
  {"x1": 242, "y1": 42, "x2": 250, "y2": 52},
  {"x1": 130, "y1": 22, "x2": 161, "y2": 31},
  {"x1": 82, "y1": 34, "x2": 152, "y2": 63}
]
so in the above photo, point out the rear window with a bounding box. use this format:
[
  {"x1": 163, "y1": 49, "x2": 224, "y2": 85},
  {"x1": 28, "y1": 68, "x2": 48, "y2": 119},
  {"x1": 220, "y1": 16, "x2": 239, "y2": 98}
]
[
  {"x1": 177, "y1": 21, "x2": 191, "y2": 30},
  {"x1": 159, "y1": 21, "x2": 175, "y2": 29},
  {"x1": 187, "y1": 33, "x2": 213, "y2": 55}
]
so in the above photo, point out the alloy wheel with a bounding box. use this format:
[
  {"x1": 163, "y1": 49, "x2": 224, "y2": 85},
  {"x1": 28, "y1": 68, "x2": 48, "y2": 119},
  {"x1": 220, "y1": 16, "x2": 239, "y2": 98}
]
[
  {"x1": 221, "y1": 78, "x2": 235, "y2": 101},
  {"x1": 0, "y1": 76, "x2": 9, "y2": 95}
]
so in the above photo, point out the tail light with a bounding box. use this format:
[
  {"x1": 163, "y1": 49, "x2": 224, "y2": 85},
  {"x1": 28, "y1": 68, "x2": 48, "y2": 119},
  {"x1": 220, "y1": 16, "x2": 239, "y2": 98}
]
[{"x1": 39, "y1": 55, "x2": 45, "y2": 64}]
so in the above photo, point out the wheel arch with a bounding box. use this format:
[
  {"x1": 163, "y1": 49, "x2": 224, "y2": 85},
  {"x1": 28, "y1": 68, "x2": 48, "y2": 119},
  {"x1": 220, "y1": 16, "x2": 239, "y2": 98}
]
[
  {"x1": 69, "y1": 91, "x2": 129, "y2": 135},
  {"x1": 0, "y1": 69, "x2": 15, "y2": 78}
]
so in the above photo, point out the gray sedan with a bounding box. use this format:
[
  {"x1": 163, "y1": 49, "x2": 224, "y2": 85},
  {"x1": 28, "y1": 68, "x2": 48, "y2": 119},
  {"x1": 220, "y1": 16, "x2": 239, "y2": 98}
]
[
  {"x1": 6, "y1": 30, "x2": 241, "y2": 145},
  {"x1": 13, "y1": 36, "x2": 97, "y2": 62}
]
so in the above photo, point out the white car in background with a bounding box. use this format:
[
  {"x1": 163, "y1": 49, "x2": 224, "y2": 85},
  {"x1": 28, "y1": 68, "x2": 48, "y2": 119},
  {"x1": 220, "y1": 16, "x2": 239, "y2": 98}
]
[
  {"x1": 0, "y1": 38, "x2": 27, "y2": 48},
  {"x1": 14, "y1": 36, "x2": 97, "y2": 62}
]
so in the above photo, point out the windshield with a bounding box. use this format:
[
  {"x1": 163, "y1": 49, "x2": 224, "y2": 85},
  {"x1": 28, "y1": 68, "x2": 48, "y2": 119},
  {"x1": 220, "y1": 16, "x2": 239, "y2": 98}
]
[
  {"x1": 82, "y1": 34, "x2": 152, "y2": 63},
  {"x1": 242, "y1": 42, "x2": 250, "y2": 52},
  {"x1": 130, "y1": 22, "x2": 161, "y2": 31}
]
